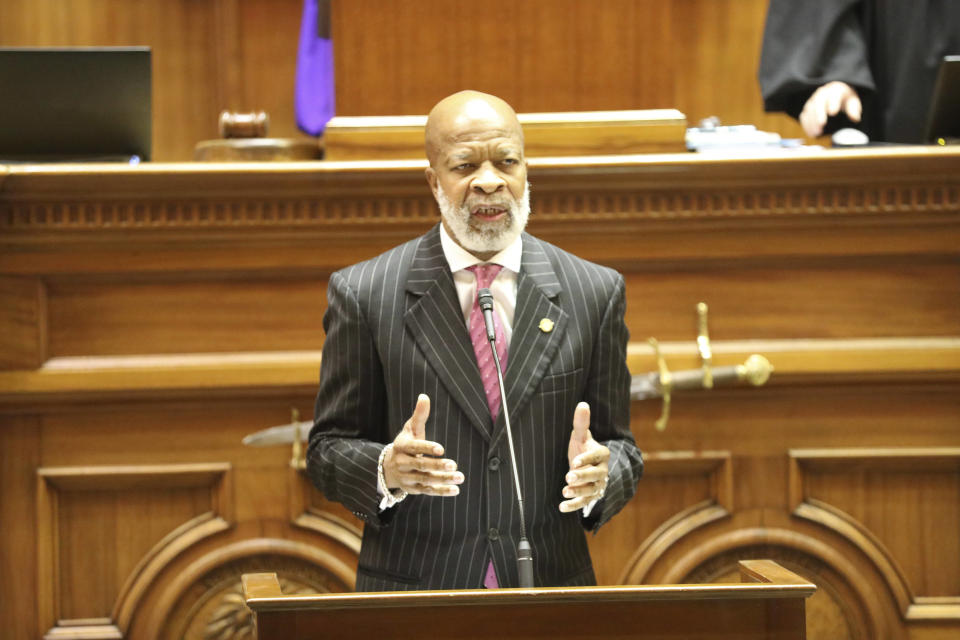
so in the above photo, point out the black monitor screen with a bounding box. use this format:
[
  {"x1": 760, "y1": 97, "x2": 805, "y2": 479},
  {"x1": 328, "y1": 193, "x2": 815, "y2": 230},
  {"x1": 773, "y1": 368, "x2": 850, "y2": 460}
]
[
  {"x1": 925, "y1": 55, "x2": 960, "y2": 143},
  {"x1": 0, "y1": 47, "x2": 151, "y2": 162}
]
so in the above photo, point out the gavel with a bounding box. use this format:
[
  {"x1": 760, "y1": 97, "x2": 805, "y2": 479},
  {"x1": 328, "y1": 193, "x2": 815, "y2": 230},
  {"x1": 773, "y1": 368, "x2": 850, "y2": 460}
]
[{"x1": 218, "y1": 110, "x2": 270, "y2": 138}]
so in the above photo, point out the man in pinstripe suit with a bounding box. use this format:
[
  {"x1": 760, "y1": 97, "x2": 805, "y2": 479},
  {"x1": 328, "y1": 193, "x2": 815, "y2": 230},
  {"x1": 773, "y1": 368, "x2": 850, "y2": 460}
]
[{"x1": 307, "y1": 91, "x2": 643, "y2": 591}]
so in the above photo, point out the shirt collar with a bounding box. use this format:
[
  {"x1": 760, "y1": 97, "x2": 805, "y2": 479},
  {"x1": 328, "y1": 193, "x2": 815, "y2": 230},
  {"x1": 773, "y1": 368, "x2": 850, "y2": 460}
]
[{"x1": 439, "y1": 222, "x2": 523, "y2": 274}]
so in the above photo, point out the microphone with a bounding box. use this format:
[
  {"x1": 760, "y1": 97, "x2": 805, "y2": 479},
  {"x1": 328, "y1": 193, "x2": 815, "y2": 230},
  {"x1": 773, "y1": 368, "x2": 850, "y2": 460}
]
[{"x1": 477, "y1": 287, "x2": 534, "y2": 588}]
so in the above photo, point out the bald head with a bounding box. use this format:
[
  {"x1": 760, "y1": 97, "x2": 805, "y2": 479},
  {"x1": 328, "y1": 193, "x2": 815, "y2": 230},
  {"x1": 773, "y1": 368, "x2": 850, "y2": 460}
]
[
  {"x1": 425, "y1": 91, "x2": 524, "y2": 167},
  {"x1": 422, "y1": 91, "x2": 530, "y2": 260}
]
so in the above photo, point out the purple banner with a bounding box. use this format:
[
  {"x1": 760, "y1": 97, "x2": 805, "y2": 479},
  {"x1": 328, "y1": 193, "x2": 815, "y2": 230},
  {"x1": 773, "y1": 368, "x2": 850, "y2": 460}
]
[{"x1": 294, "y1": 0, "x2": 335, "y2": 136}]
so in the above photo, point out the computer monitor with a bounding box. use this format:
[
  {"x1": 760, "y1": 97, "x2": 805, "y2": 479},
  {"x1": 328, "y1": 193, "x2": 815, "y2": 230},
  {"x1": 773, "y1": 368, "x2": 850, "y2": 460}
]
[
  {"x1": 925, "y1": 55, "x2": 960, "y2": 144},
  {"x1": 0, "y1": 47, "x2": 151, "y2": 162}
]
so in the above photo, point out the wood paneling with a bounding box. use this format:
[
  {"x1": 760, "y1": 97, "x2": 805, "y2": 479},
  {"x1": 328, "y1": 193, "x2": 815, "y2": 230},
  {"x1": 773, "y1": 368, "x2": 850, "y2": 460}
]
[
  {"x1": 330, "y1": 0, "x2": 797, "y2": 137},
  {"x1": 37, "y1": 255, "x2": 959, "y2": 359},
  {"x1": 1, "y1": 0, "x2": 806, "y2": 161},
  {"x1": 0, "y1": 276, "x2": 45, "y2": 368},
  {"x1": 0, "y1": 416, "x2": 41, "y2": 640},
  {"x1": 791, "y1": 450, "x2": 960, "y2": 602},
  {"x1": 45, "y1": 277, "x2": 325, "y2": 357},
  {"x1": 590, "y1": 452, "x2": 732, "y2": 586},
  {"x1": 0, "y1": 0, "x2": 311, "y2": 161},
  {"x1": 621, "y1": 261, "x2": 960, "y2": 341},
  {"x1": 1, "y1": 153, "x2": 959, "y2": 639},
  {"x1": 37, "y1": 464, "x2": 233, "y2": 633},
  {"x1": 331, "y1": 0, "x2": 675, "y2": 114}
]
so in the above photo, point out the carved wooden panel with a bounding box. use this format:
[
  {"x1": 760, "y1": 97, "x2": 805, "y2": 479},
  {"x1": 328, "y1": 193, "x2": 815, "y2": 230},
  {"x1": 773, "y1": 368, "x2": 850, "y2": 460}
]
[
  {"x1": 590, "y1": 451, "x2": 732, "y2": 585},
  {"x1": 38, "y1": 258, "x2": 960, "y2": 360},
  {"x1": 621, "y1": 261, "x2": 960, "y2": 341},
  {"x1": 3, "y1": 162, "x2": 958, "y2": 237},
  {"x1": 288, "y1": 467, "x2": 362, "y2": 551},
  {"x1": 37, "y1": 464, "x2": 234, "y2": 638},
  {"x1": 0, "y1": 415, "x2": 42, "y2": 640},
  {"x1": 790, "y1": 449, "x2": 960, "y2": 618},
  {"x1": 16, "y1": 395, "x2": 367, "y2": 640},
  {"x1": 0, "y1": 276, "x2": 46, "y2": 368},
  {"x1": 156, "y1": 545, "x2": 355, "y2": 640},
  {"x1": 684, "y1": 546, "x2": 870, "y2": 640},
  {"x1": 45, "y1": 277, "x2": 326, "y2": 357},
  {"x1": 1, "y1": 154, "x2": 958, "y2": 640}
]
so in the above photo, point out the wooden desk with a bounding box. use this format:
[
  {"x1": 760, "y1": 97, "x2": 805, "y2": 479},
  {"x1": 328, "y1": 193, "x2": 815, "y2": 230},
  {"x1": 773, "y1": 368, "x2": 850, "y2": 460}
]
[
  {"x1": 1, "y1": 148, "x2": 958, "y2": 640},
  {"x1": 242, "y1": 560, "x2": 815, "y2": 640}
]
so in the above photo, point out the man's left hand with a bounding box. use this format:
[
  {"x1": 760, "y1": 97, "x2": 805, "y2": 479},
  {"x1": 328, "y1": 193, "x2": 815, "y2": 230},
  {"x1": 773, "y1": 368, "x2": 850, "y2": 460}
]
[{"x1": 560, "y1": 402, "x2": 609, "y2": 513}]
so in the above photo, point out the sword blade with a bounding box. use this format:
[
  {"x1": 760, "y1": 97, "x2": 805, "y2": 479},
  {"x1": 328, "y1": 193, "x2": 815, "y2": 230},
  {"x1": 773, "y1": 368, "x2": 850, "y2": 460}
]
[{"x1": 242, "y1": 421, "x2": 313, "y2": 446}]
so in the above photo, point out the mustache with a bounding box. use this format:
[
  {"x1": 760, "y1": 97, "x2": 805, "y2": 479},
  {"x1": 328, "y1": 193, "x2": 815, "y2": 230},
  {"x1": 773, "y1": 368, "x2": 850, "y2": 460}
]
[{"x1": 464, "y1": 198, "x2": 515, "y2": 212}]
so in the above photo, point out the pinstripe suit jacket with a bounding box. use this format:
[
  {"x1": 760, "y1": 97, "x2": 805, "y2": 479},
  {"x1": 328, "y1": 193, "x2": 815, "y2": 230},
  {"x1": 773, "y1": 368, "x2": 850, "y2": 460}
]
[{"x1": 307, "y1": 224, "x2": 643, "y2": 591}]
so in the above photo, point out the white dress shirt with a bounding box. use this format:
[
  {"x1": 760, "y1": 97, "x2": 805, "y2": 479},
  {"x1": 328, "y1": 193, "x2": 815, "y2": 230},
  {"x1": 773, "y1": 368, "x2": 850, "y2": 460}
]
[{"x1": 439, "y1": 222, "x2": 522, "y2": 340}]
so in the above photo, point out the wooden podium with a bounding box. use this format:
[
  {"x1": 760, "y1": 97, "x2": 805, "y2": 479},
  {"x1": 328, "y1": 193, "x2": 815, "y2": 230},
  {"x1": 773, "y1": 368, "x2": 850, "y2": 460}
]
[{"x1": 242, "y1": 559, "x2": 814, "y2": 640}]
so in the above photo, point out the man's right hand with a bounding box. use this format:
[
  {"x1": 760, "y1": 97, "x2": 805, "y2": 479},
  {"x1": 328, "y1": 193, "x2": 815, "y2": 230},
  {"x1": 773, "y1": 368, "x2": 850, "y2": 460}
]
[
  {"x1": 382, "y1": 394, "x2": 464, "y2": 496},
  {"x1": 800, "y1": 81, "x2": 862, "y2": 138}
]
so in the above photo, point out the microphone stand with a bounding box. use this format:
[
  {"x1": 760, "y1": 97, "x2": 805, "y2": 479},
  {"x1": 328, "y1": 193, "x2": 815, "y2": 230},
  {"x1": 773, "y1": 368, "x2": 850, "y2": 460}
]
[{"x1": 478, "y1": 288, "x2": 534, "y2": 588}]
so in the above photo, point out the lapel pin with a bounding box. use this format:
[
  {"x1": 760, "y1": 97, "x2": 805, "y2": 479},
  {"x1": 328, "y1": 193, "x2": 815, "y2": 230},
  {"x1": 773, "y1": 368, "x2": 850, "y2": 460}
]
[{"x1": 538, "y1": 318, "x2": 555, "y2": 333}]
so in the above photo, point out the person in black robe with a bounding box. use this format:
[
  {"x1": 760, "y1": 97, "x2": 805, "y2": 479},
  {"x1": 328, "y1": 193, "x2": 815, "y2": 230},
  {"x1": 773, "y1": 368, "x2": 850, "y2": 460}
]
[{"x1": 758, "y1": 0, "x2": 960, "y2": 143}]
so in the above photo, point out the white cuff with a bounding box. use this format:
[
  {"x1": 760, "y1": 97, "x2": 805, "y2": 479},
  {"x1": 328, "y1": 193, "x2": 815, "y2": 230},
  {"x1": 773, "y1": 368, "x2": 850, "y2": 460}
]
[
  {"x1": 377, "y1": 443, "x2": 408, "y2": 511},
  {"x1": 581, "y1": 475, "x2": 607, "y2": 517}
]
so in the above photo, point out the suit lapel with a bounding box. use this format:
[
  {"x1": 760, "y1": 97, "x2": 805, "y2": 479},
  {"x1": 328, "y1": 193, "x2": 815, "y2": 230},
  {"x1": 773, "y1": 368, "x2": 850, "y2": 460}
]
[
  {"x1": 492, "y1": 234, "x2": 568, "y2": 449},
  {"x1": 404, "y1": 226, "x2": 494, "y2": 441}
]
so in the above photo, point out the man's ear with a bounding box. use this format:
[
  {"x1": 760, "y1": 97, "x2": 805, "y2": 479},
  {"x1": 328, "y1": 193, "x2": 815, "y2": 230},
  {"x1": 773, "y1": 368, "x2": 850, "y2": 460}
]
[{"x1": 425, "y1": 166, "x2": 437, "y2": 194}]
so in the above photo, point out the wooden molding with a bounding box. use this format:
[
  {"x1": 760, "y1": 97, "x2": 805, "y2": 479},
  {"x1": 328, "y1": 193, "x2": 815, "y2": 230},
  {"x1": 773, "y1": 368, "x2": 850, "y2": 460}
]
[
  {"x1": 1, "y1": 338, "x2": 956, "y2": 406},
  {"x1": 789, "y1": 448, "x2": 960, "y2": 619},
  {"x1": 641, "y1": 450, "x2": 734, "y2": 512},
  {"x1": 620, "y1": 451, "x2": 733, "y2": 584},
  {"x1": 622, "y1": 502, "x2": 730, "y2": 586},
  {"x1": 788, "y1": 447, "x2": 960, "y2": 472},
  {"x1": 142, "y1": 537, "x2": 359, "y2": 635},
  {"x1": 663, "y1": 526, "x2": 864, "y2": 593},
  {"x1": 0, "y1": 276, "x2": 46, "y2": 369},
  {"x1": 660, "y1": 525, "x2": 896, "y2": 639},
  {"x1": 288, "y1": 466, "x2": 362, "y2": 555},
  {"x1": 1, "y1": 150, "x2": 958, "y2": 254},
  {"x1": 113, "y1": 515, "x2": 231, "y2": 633},
  {"x1": 38, "y1": 463, "x2": 233, "y2": 492},
  {"x1": 740, "y1": 559, "x2": 815, "y2": 586},
  {"x1": 36, "y1": 463, "x2": 233, "y2": 638},
  {"x1": 241, "y1": 572, "x2": 282, "y2": 600},
  {"x1": 906, "y1": 600, "x2": 960, "y2": 620},
  {"x1": 628, "y1": 337, "x2": 960, "y2": 381},
  {"x1": 323, "y1": 109, "x2": 688, "y2": 160},
  {"x1": 792, "y1": 500, "x2": 914, "y2": 617},
  {"x1": 0, "y1": 351, "x2": 324, "y2": 404},
  {"x1": 244, "y1": 562, "x2": 814, "y2": 611},
  {"x1": 41, "y1": 622, "x2": 123, "y2": 640}
]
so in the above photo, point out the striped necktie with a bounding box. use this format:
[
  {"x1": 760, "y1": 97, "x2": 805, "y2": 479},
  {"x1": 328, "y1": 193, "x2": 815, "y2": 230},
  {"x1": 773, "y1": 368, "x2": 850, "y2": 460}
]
[
  {"x1": 467, "y1": 263, "x2": 507, "y2": 588},
  {"x1": 467, "y1": 264, "x2": 508, "y2": 420}
]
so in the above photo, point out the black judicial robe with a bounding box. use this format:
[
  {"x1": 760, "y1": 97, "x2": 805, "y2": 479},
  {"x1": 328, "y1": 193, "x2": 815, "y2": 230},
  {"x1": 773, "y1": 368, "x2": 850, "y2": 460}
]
[{"x1": 758, "y1": 0, "x2": 960, "y2": 143}]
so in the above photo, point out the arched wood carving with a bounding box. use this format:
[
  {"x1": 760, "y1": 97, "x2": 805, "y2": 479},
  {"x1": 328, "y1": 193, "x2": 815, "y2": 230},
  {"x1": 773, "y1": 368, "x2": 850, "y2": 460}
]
[
  {"x1": 789, "y1": 448, "x2": 960, "y2": 620},
  {"x1": 36, "y1": 463, "x2": 234, "y2": 640},
  {"x1": 153, "y1": 540, "x2": 357, "y2": 640},
  {"x1": 623, "y1": 523, "x2": 904, "y2": 640}
]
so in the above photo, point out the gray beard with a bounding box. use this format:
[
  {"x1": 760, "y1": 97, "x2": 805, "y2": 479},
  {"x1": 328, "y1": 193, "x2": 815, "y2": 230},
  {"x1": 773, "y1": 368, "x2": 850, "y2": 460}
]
[{"x1": 435, "y1": 181, "x2": 531, "y2": 255}]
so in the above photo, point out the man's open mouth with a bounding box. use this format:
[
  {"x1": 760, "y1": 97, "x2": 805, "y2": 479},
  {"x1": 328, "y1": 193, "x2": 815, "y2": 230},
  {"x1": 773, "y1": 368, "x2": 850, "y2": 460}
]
[{"x1": 471, "y1": 205, "x2": 508, "y2": 220}]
